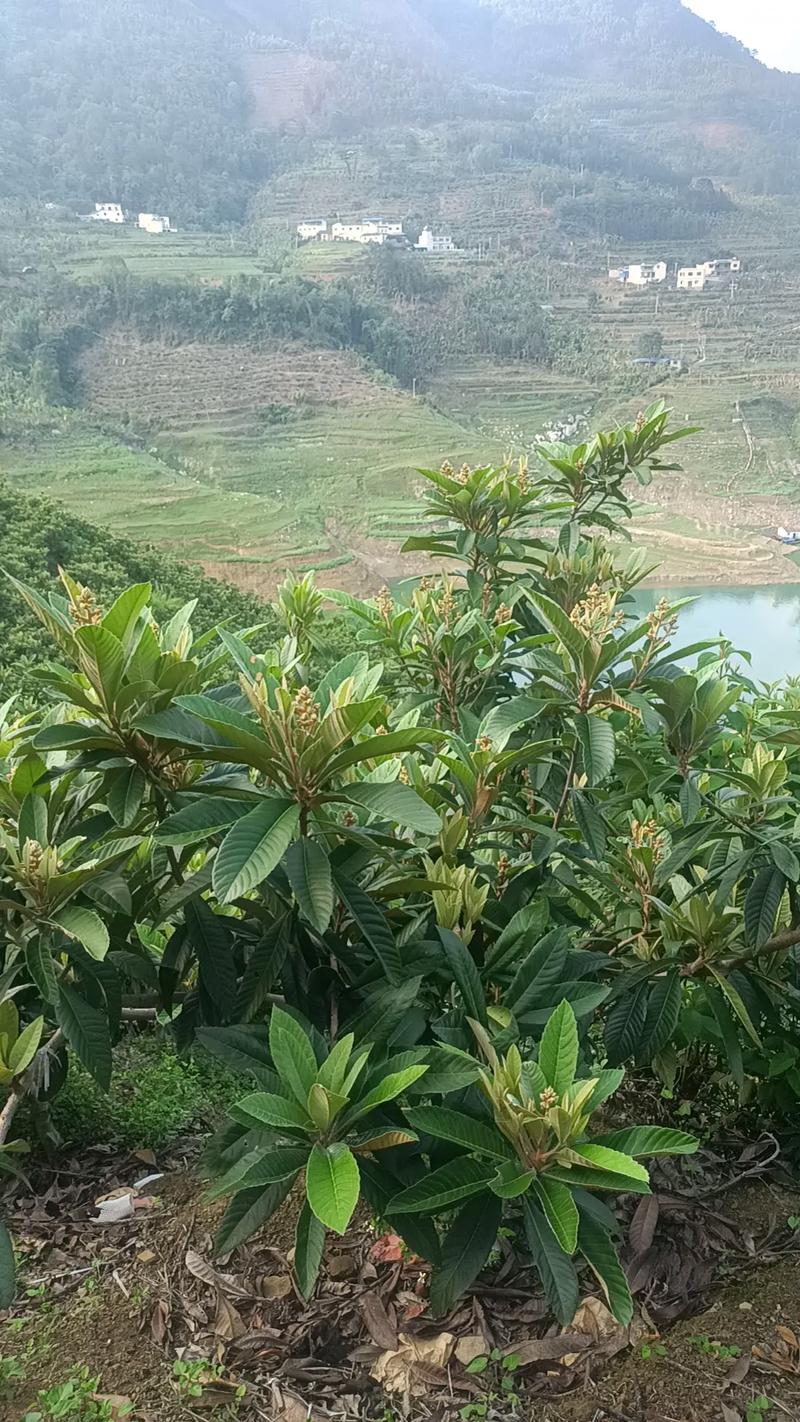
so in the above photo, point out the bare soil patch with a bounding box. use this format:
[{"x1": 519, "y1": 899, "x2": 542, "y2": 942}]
[
  {"x1": 4, "y1": 1139, "x2": 800, "y2": 1422},
  {"x1": 77, "y1": 334, "x2": 391, "y2": 423}
]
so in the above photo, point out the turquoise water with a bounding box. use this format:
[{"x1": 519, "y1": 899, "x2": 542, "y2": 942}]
[{"x1": 632, "y1": 584, "x2": 800, "y2": 683}]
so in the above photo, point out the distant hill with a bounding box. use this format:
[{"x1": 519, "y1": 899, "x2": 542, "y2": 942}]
[{"x1": 2, "y1": 0, "x2": 799, "y2": 223}]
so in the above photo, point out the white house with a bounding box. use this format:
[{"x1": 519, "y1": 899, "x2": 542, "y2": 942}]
[
  {"x1": 296, "y1": 218, "x2": 328, "y2": 241},
  {"x1": 677, "y1": 257, "x2": 741, "y2": 291},
  {"x1": 330, "y1": 218, "x2": 404, "y2": 245},
  {"x1": 608, "y1": 260, "x2": 667, "y2": 286},
  {"x1": 93, "y1": 202, "x2": 125, "y2": 224},
  {"x1": 416, "y1": 227, "x2": 456, "y2": 253},
  {"x1": 138, "y1": 213, "x2": 171, "y2": 234}
]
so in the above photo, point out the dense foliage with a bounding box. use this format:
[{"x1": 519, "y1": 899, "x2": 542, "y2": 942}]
[
  {"x1": 6, "y1": 403, "x2": 800, "y2": 1317},
  {"x1": 0, "y1": 482, "x2": 277, "y2": 690},
  {"x1": 0, "y1": 0, "x2": 276, "y2": 224}
]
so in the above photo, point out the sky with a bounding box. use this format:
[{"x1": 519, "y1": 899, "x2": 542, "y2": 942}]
[{"x1": 685, "y1": 0, "x2": 800, "y2": 71}]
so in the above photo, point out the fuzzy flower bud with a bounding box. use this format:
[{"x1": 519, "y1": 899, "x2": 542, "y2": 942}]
[{"x1": 293, "y1": 686, "x2": 320, "y2": 734}]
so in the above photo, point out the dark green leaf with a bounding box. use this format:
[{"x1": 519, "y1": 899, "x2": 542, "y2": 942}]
[
  {"x1": 428, "y1": 1193, "x2": 501, "y2": 1316},
  {"x1": 524, "y1": 1199, "x2": 579, "y2": 1325},
  {"x1": 214, "y1": 1176, "x2": 295, "y2": 1256},
  {"x1": 56, "y1": 984, "x2": 112, "y2": 1090},
  {"x1": 284, "y1": 838, "x2": 334, "y2": 933},
  {"x1": 295, "y1": 1199, "x2": 326, "y2": 1298}
]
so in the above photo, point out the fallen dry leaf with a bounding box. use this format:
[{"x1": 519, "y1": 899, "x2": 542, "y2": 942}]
[
  {"x1": 511, "y1": 1334, "x2": 589, "y2": 1367},
  {"x1": 560, "y1": 1297, "x2": 631, "y2": 1367},
  {"x1": 213, "y1": 1292, "x2": 246, "y2": 1341},
  {"x1": 371, "y1": 1331, "x2": 455, "y2": 1396},
  {"x1": 455, "y1": 1333, "x2": 488, "y2": 1366},
  {"x1": 722, "y1": 1353, "x2": 751, "y2": 1388},
  {"x1": 370, "y1": 1232, "x2": 405, "y2": 1262},
  {"x1": 185, "y1": 1249, "x2": 251, "y2": 1300},
  {"x1": 360, "y1": 1292, "x2": 398, "y2": 1350},
  {"x1": 137, "y1": 1249, "x2": 157, "y2": 1265},
  {"x1": 327, "y1": 1254, "x2": 357, "y2": 1280},
  {"x1": 259, "y1": 1273, "x2": 292, "y2": 1299},
  {"x1": 149, "y1": 1297, "x2": 170, "y2": 1346}
]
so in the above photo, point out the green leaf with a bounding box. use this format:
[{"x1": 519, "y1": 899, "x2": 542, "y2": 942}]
[
  {"x1": 268, "y1": 1006, "x2": 319, "y2": 1108},
  {"x1": 344, "y1": 977, "x2": 422, "y2": 1045},
  {"x1": 546, "y1": 1164, "x2": 651, "y2": 1195},
  {"x1": 404, "y1": 1106, "x2": 515, "y2": 1161},
  {"x1": 235, "y1": 918, "x2": 288, "y2": 1022},
  {"x1": 107, "y1": 766, "x2": 146, "y2": 828},
  {"x1": 0, "y1": 1218, "x2": 15, "y2": 1309},
  {"x1": 233, "y1": 1146, "x2": 309, "y2": 1192},
  {"x1": 214, "y1": 1176, "x2": 295, "y2": 1256},
  {"x1": 745, "y1": 865, "x2": 785, "y2": 949},
  {"x1": 678, "y1": 775, "x2": 701, "y2": 826},
  {"x1": 575, "y1": 713, "x2": 615, "y2": 785},
  {"x1": 295, "y1": 1199, "x2": 326, "y2": 1298},
  {"x1": 197, "y1": 1025, "x2": 278, "y2": 1084},
  {"x1": 571, "y1": 792, "x2": 608, "y2": 860},
  {"x1": 706, "y1": 985, "x2": 744, "y2": 1086},
  {"x1": 7, "y1": 1016, "x2": 44, "y2": 1075},
  {"x1": 284, "y1": 837, "x2": 334, "y2": 933},
  {"x1": 707, "y1": 967, "x2": 763, "y2": 1048},
  {"x1": 770, "y1": 840, "x2": 800, "y2": 883},
  {"x1": 343, "y1": 782, "x2": 441, "y2": 835},
  {"x1": 639, "y1": 972, "x2": 681, "y2": 1060},
  {"x1": 505, "y1": 929, "x2": 568, "y2": 1019},
  {"x1": 577, "y1": 1213, "x2": 633, "y2": 1326},
  {"x1": 523, "y1": 1199, "x2": 579, "y2": 1325},
  {"x1": 213, "y1": 798, "x2": 301, "y2": 903},
  {"x1": 53, "y1": 904, "x2": 110, "y2": 962},
  {"x1": 595, "y1": 1127, "x2": 698, "y2": 1159},
  {"x1": 234, "y1": 1091, "x2": 311, "y2": 1131},
  {"x1": 334, "y1": 873, "x2": 403, "y2": 984},
  {"x1": 538, "y1": 1000, "x2": 578, "y2": 1094},
  {"x1": 532, "y1": 1175, "x2": 579, "y2": 1254},
  {"x1": 345, "y1": 1065, "x2": 428, "y2": 1124},
  {"x1": 56, "y1": 984, "x2": 112, "y2": 1090},
  {"x1": 524, "y1": 590, "x2": 587, "y2": 669},
  {"x1": 428, "y1": 1194, "x2": 501, "y2": 1316},
  {"x1": 101, "y1": 582, "x2": 151, "y2": 644},
  {"x1": 185, "y1": 898, "x2": 237, "y2": 1020},
  {"x1": 388, "y1": 1157, "x2": 497, "y2": 1214},
  {"x1": 439, "y1": 927, "x2": 487, "y2": 1026},
  {"x1": 27, "y1": 935, "x2": 58, "y2": 1006},
  {"x1": 489, "y1": 1160, "x2": 536, "y2": 1198},
  {"x1": 604, "y1": 983, "x2": 648, "y2": 1066},
  {"x1": 306, "y1": 1143, "x2": 360, "y2": 1234},
  {"x1": 154, "y1": 797, "x2": 253, "y2": 847},
  {"x1": 75, "y1": 624, "x2": 125, "y2": 702},
  {"x1": 571, "y1": 1144, "x2": 649, "y2": 1182}
]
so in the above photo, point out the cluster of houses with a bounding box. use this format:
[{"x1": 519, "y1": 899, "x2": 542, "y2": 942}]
[
  {"x1": 296, "y1": 217, "x2": 457, "y2": 253},
  {"x1": 87, "y1": 202, "x2": 173, "y2": 234},
  {"x1": 608, "y1": 256, "x2": 741, "y2": 292}
]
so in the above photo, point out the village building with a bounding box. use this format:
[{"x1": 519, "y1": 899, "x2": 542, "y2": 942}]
[
  {"x1": 677, "y1": 257, "x2": 741, "y2": 291},
  {"x1": 329, "y1": 218, "x2": 404, "y2": 244},
  {"x1": 608, "y1": 260, "x2": 667, "y2": 286},
  {"x1": 415, "y1": 226, "x2": 456, "y2": 253},
  {"x1": 296, "y1": 218, "x2": 328, "y2": 241},
  {"x1": 138, "y1": 213, "x2": 171, "y2": 234},
  {"x1": 93, "y1": 202, "x2": 125, "y2": 223}
]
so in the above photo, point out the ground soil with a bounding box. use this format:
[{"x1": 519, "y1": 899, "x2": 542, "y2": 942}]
[{"x1": 3, "y1": 1145, "x2": 800, "y2": 1422}]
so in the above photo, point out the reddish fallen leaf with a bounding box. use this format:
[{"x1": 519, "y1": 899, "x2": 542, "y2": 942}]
[
  {"x1": 150, "y1": 1297, "x2": 170, "y2": 1346},
  {"x1": 370, "y1": 1232, "x2": 405, "y2": 1262}
]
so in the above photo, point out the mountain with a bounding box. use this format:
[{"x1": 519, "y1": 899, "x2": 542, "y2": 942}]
[{"x1": 1, "y1": 0, "x2": 799, "y2": 221}]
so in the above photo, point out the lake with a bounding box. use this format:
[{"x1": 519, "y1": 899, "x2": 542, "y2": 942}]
[{"x1": 633, "y1": 584, "x2": 800, "y2": 683}]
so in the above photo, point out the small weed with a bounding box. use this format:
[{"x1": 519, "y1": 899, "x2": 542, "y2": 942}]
[
  {"x1": 639, "y1": 1342, "x2": 668, "y2": 1361},
  {"x1": 745, "y1": 1398, "x2": 773, "y2": 1422},
  {"x1": 172, "y1": 1359, "x2": 245, "y2": 1406},
  {"x1": 0, "y1": 1355, "x2": 25, "y2": 1396},
  {"x1": 690, "y1": 1334, "x2": 742, "y2": 1360},
  {"x1": 20, "y1": 1366, "x2": 133, "y2": 1420},
  {"x1": 462, "y1": 1349, "x2": 521, "y2": 1417},
  {"x1": 787, "y1": 1215, "x2": 800, "y2": 1230}
]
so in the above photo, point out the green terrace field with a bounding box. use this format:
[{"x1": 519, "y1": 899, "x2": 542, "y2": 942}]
[{"x1": 8, "y1": 223, "x2": 268, "y2": 283}]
